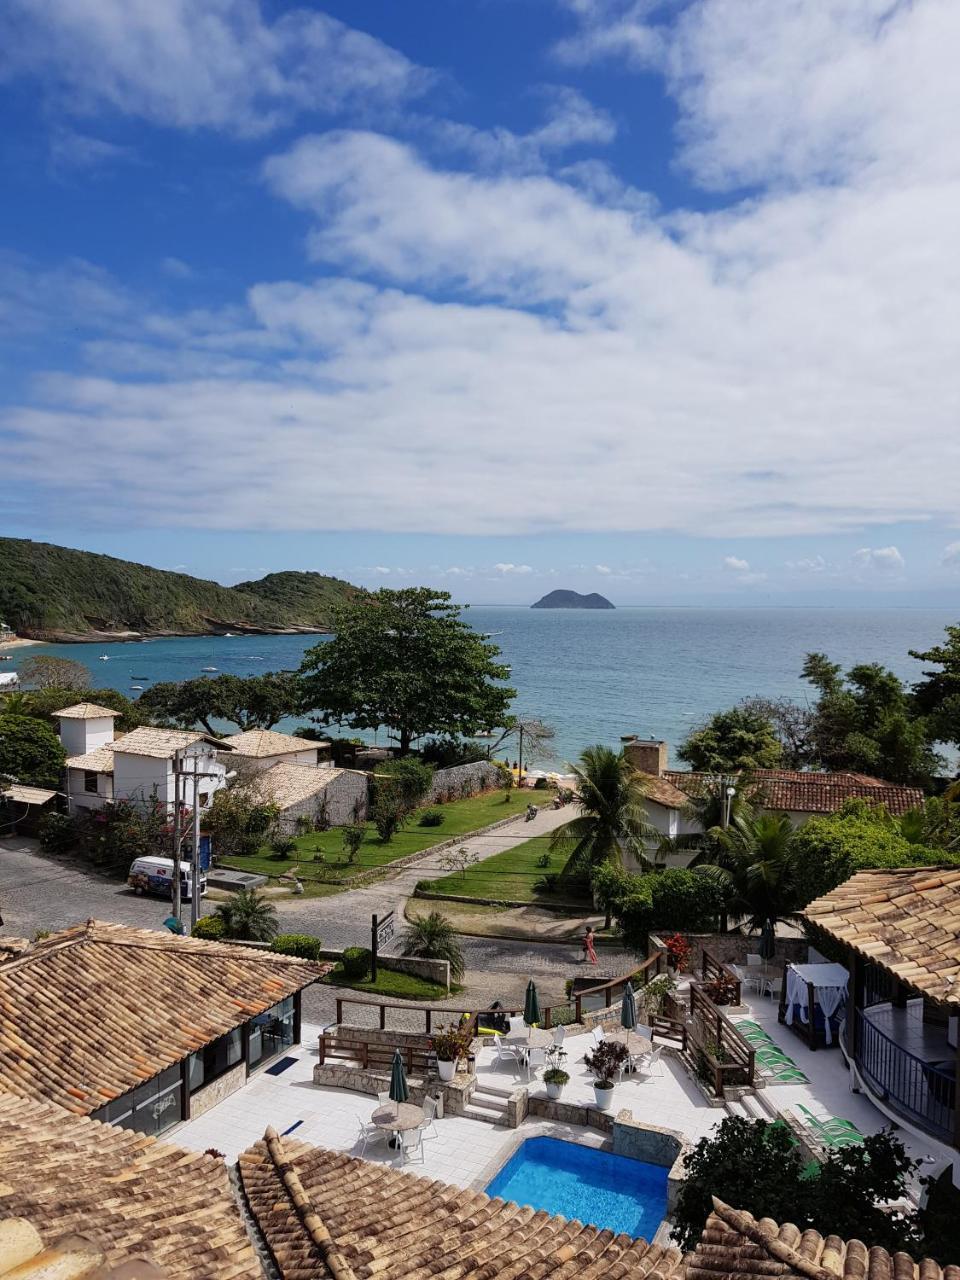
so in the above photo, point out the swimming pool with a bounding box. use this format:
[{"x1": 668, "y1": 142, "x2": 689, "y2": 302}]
[{"x1": 484, "y1": 1137, "x2": 668, "y2": 1238}]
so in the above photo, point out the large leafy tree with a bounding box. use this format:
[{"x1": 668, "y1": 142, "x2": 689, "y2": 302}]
[
  {"x1": 138, "y1": 672, "x2": 302, "y2": 733},
  {"x1": 5, "y1": 686, "x2": 148, "y2": 732},
  {"x1": 697, "y1": 812, "x2": 802, "y2": 931},
  {"x1": 802, "y1": 652, "x2": 941, "y2": 787},
  {"x1": 678, "y1": 705, "x2": 783, "y2": 773},
  {"x1": 299, "y1": 588, "x2": 515, "y2": 756},
  {"x1": 0, "y1": 714, "x2": 66, "y2": 788},
  {"x1": 910, "y1": 624, "x2": 960, "y2": 747},
  {"x1": 551, "y1": 745, "x2": 655, "y2": 921}
]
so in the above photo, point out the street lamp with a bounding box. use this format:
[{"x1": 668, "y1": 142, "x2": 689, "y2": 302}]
[
  {"x1": 171, "y1": 755, "x2": 236, "y2": 930},
  {"x1": 722, "y1": 783, "x2": 736, "y2": 829}
]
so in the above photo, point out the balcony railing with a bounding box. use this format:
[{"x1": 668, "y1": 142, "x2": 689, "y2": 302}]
[{"x1": 855, "y1": 1008, "x2": 955, "y2": 1143}]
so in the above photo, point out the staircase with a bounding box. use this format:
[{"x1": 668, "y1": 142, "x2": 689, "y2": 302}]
[
  {"x1": 463, "y1": 1082, "x2": 512, "y2": 1125},
  {"x1": 724, "y1": 1089, "x2": 781, "y2": 1123}
]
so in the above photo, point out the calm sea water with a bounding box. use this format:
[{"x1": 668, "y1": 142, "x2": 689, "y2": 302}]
[{"x1": 16, "y1": 606, "x2": 957, "y2": 766}]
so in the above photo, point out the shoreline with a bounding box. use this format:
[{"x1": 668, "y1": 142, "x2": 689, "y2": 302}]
[
  {"x1": 0, "y1": 636, "x2": 40, "y2": 652},
  {"x1": 6, "y1": 627, "x2": 333, "y2": 646}
]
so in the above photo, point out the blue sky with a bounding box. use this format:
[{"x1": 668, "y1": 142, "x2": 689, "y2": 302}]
[{"x1": 1, "y1": 0, "x2": 959, "y2": 605}]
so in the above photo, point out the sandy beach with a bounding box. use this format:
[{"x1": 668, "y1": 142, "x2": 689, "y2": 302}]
[{"x1": 0, "y1": 636, "x2": 39, "y2": 652}]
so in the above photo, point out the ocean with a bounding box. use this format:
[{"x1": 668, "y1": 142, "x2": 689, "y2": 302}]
[{"x1": 13, "y1": 606, "x2": 957, "y2": 766}]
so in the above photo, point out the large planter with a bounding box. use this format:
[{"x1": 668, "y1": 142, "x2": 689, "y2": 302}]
[
  {"x1": 546, "y1": 1082, "x2": 564, "y2": 1101},
  {"x1": 437, "y1": 1058, "x2": 456, "y2": 1082},
  {"x1": 593, "y1": 1082, "x2": 615, "y2": 1111}
]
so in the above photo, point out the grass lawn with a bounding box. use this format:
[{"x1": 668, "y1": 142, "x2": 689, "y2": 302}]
[
  {"x1": 417, "y1": 833, "x2": 591, "y2": 906},
  {"x1": 321, "y1": 964, "x2": 451, "y2": 1001},
  {"x1": 220, "y1": 788, "x2": 554, "y2": 889}
]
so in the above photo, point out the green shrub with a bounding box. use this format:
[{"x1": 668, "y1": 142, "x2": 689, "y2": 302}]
[
  {"x1": 549, "y1": 1004, "x2": 577, "y2": 1026},
  {"x1": 270, "y1": 835, "x2": 297, "y2": 858},
  {"x1": 192, "y1": 915, "x2": 226, "y2": 940},
  {"x1": 535, "y1": 851, "x2": 551, "y2": 867},
  {"x1": 534, "y1": 872, "x2": 560, "y2": 894},
  {"x1": 341, "y1": 946, "x2": 371, "y2": 979},
  {"x1": 377, "y1": 758, "x2": 434, "y2": 809},
  {"x1": 372, "y1": 790, "x2": 405, "y2": 842},
  {"x1": 38, "y1": 811, "x2": 74, "y2": 855},
  {"x1": 271, "y1": 933, "x2": 324, "y2": 960},
  {"x1": 418, "y1": 809, "x2": 444, "y2": 827},
  {"x1": 295, "y1": 815, "x2": 313, "y2": 836}
]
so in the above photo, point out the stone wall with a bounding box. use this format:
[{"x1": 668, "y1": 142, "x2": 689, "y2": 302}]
[
  {"x1": 656, "y1": 932, "x2": 808, "y2": 978},
  {"x1": 189, "y1": 1061, "x2": 246, "y2": 1120},
  {"x1": 275, "y1": 769, "x2": 369, "y2": 833},
  {"x1": 527, "y1": 1094, "x2": 615, "y2": 1133},
  {"x1": 312, "y1": 1061, "x2": 475, "y2": 1116},
  {"x1": 427, "y1": 761, "x2": 500, "y2": 804},
  {"x1": 612, "y1": 1110, "x2": 689, "y2": 1213}
]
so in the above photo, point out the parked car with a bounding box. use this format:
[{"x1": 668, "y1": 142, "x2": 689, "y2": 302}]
[{"x1": 128, "y1": 856, "x2": 206, "y2": 902}]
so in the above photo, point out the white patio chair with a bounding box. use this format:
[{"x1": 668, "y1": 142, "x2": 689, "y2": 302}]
[
  {"x1": 377, "y1": 1091, "x2": 391, "y2": 1110},
  {"x1": 636, "y1": 1023, "x2": 653, "y2": 1041},
  {"x1": 742, "y1": 955, "x2": 763, "y2": 995},
  {"x1": 591, "y1": 1026, "x2": 605, "y2": 1046},
  {"x1": 399, "y1": 1126, "x2": 425, "y2": 1166},
  {"x1": 421, "y1": 1095, "x2": 440, "y2": 1140},
  {"x1": 642, "y1": 1045, "x2": 665, "y2": 1078},
  {"x1": 552, "y1": 1025, "x2": 566, "y2": 1048},
  {"x1": 507, "y1": 1015, "x2": 526, "y2": 1037},
  {"x1": 525, "y1": 1047, "x2": 547, "y2": 1081},
  {"x1": 494, "y1": 1037, "x2": 522, "y2": 1074},
  {"x1": 355, "y1": 1115, "x2": 382, "y2": 1156}
]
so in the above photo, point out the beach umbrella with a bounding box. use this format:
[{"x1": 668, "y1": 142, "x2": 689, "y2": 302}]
[
  {"x1": 621, "y1": 982, "x2": 638, "y2": 1030},
  {"x1": 759, "y1": 918, "x2": 776, "y2": 961},
  {"x1": 524, "y1": 979, "x2": 541, "y2": 1027},
  {"x1": 389, "y1": 1049, "x2": 409, "y2": 1111}
]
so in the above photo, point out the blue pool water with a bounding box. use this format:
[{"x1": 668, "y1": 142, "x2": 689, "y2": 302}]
[{"x1": 484, "y1": 1137, "x2": 668, "y2": 1238}]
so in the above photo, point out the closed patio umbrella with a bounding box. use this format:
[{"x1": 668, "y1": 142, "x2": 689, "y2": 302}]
[
  {"x1": 389, "y1": 1048, "x2": 409, "y2": 1112},
  {"x1": 524, "y1": 979, "x2": 541, "y2": 1027},
  {"x1": 759, "y1": 918, "x2": 776, "y2": 961},
  {"x1": 621, "y1": 982, "x2": 638, "y2": 1030}
]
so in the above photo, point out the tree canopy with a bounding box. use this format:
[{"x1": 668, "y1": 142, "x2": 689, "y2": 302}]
[
  {"x1": 3, "y1": 685, "x2": 148, "y2": 732},
  {"x1": 911, "y1": 624, "x2": 960, "y2": 747},
  {"x1": 0, "y1": 714, "x2": 66, "y2": 788},
  {"x1": 678, "y1": 704, "x2": 783, "y2": 773},
  {"x1": 18, "y1": 655, "x2": 91, "y2": 690},
  {"x1": 137, "y1": 672, "x2": 302, "y2": 733},
  {"x1": 298, "y1": 588, "x2": 515, "y2": 755}
]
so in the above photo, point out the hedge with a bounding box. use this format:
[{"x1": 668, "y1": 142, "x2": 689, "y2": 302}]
[
  {"x1": 192, "y1": 915, "x2": 226, "y2": 940},
  {"x1": 341, "y1": 946, "x2": 371, "y2": 979},
  {"x1": 270, "y1": 933, "x2": 324, "y2": 960}
]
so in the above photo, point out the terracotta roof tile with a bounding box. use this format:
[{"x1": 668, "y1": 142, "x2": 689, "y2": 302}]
[
  {"x1": 239, "y1": 1129, "x2": 685, "y2": 1280},
  {"x1": 223, "y1": 730, "x2": 320, "y2": 758},
  {"x1": 65, "y1": 744, "x2": 116, "y2": 772},
  {"x1": 252, "y1": 762, "x2": 346, "y2": 809},
  {"x1": 53, "y1": 702, "x2": 122, "y2": 719},
  {"x1": 109, "y1": 727, "x2": 230, "y2": 759},
  {"x1": 0, "y1": 1094, "x2": 260, "y2": 1278},
  {"x1": 637, "y1": 773, "x2": 690, "y2": 809},
  {"x1": 803, "y1": 867, "x2": 960, "y2": 1003},
  {"x1": 687, "y1": 1199, "x2": 952, "y2": 1280},
  {"x1": 0, "y1": 921, "x2": 327, "y2": 1114},
  {"x1": 662, "y1": 770, "x2": 923, "y2": 817}
]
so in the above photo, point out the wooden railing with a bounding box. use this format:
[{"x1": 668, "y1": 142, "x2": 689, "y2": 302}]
[
  {"x1": 700, "y1": 948, "x2": 742, "y2": 1006},
  {"x1": 688, "y1": 981, "x2": 755, "y2": 1096},
  {"x1": 318, "y1": 1032, "x2": 433, "y2": 1075}
]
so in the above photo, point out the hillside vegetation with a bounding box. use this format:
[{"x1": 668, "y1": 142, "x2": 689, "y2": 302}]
[{"x1": 0, "y1": 538, "x2": 359, "y2": 640}]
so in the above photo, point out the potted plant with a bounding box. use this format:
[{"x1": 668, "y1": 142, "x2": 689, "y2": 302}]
[
  {"x1": 543, "y1": 1066, "x2": 570, "y2": 1099},
  {"x1": 583, "y1": 1040, "x2": 628, "y2": 1110},
  {"x1": 431, "y1": 1023, "x2": 471, "y2": 1081},
  {"x1": 663, "y1": 933, "x2": 691, "y2": 977}
]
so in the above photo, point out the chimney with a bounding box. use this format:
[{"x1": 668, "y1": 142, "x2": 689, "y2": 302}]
[{"x1": 624, "y1": 738, "x2": 668, "y2": 777}]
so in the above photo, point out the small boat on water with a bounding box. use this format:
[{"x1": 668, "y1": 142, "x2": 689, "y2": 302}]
[
  {"x1": 130, "y1": 685, "x2": 143, "y2": 691},
  {"x1": 99, "y1": 654, "x2": 110, "y2": 661},
  {"x1": 201, "y1": 666, "x2": 218, "y2": 672},
  {"x1": 132, "y1": 675, "x2": 148, "y2": 680},
  {"x1": 224, "y1": 632, "x2": 235, "y2": 637}
]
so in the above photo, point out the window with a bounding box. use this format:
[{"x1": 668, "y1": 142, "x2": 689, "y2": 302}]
[
  {"x1": 83, "y1": 770, "x2": 99, "y2": 794},
  {"x1": 247, "y1": 996, "x2": 296, "y2": 1069},
  {"x1": 94, "y1": 1064, "x2": 182, "y2": 1136},
  {"x1": 188, "y1": 1027, "x2": 243, "y2": 1094},
  {"x1": 198, "y1": 791, "x2": 210, "y2": 809}
]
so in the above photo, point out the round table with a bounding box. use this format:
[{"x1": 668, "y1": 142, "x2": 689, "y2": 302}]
[
  {"x1": 505, "y1": 1027, "x2": 553, "y2": 1050},
  {"x1": 371, "y1": 1102, "x2": 425, "y2": 1148},
  {"x1": 605, "y1": 1029, "x2": 653, "y2": 1060}
]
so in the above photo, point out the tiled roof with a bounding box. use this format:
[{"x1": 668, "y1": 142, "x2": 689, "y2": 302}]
[
  {"x1": 110, "y1": 726, "x2": 230, "y2": 759},
  {"x1": 239, "y1": 1129, "x2": 684, "y2": 1280},
  {"x1": 0, "y1": 784, "x2": 56, "y2": 805},
  {"x1": 223, "y1": 730, "x2": 319, "y2": 758},
  {"x1": 687, "y1": 1198, "x2": 953, "y2": 1280},
  {"x1": 252, "y1": 762, "x2": 345, "y2": 810},
  {"x1": 65, "y1": 744, "x2": 116, "y2": 772},
  {"x1": 0, "y1": 921, "x2": 327, "y2": 1114},
  {"x1": 662, "y1": 769, "x2": 923, "y2": 817},
  {"x1": 52, "y1": 702, "x2": 121, "y2": 719},
  {"x1": 0, "y1": 1094, "x2": 261, "y2": 1279},
  {"x1": 803, "y1": 867, "x2": 960, "y2": 1003},
  {"x1": 637, "y1": 772, "x2": 690, "y2": 809}
]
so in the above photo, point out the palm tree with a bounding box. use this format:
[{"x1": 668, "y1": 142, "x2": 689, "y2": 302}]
[
  {"x1": 695, "y1": 812, "x2": 800, "y2": 933},
  {"x1": 0, "y1": 692, "x2": 29, "y2": 716},
  {"x1": 551, "y1": 745, "x2": 656, "y2": 924},
  {"x1": 400, "y1": 910, "x2": 465, "y2": 983},
  {"x1": 213, "y1": 887, "x2": 279, "y2": 942}
]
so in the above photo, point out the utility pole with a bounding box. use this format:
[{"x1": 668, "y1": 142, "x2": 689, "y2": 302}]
[
  {"x1": 171, "y1": 753, "x2": 183, "y2": 922},
  {"x1": 190, "y1": 755, "x2": 202, "y2": 931},
  {"x1": 517, "y1": 723, "x2": 524, "y2": 791}
]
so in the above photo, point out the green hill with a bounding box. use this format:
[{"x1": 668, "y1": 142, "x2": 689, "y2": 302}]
[{"x1": 0, "y1": 538, "x2": 360, "y2": 640}]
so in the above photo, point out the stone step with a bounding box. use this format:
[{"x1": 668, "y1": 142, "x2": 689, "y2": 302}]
[
  {"x1": 462, "y1": 1102, "x2": 509, "y2": 1125},
  {"x1": 724, "y1": 1098, "x2": 750, "y2": 1120},
  {"x1": 739, "y1": 1093, "x2": 767, "y2": 1121},
  {"x1": 472, "y1": 1082, "x2": 513, "y2": 1100}
]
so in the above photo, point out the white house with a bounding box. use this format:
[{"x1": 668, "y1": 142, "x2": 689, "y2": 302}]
[
  {"x1": 56, "y1": 705, "x2": 233, "y2": 816},
  {"x1": 219, "y1": 728, "x2": 332, "y2": 772},
  {"x1": 250, "y1": 762, "x2": 369, "y2": 832}
]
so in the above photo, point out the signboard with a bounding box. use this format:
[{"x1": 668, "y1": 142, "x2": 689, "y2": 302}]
[{"x1": 376, "y1": 911, "x2": 396, "y2": 951}]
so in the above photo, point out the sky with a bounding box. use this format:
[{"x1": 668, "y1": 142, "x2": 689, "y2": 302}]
[{"x1": 1, "y1": 0, "x2": 959, "y2": 605}]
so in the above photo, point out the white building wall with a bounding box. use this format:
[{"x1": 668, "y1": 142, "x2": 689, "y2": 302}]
[
  {"x1": 113, "y1": 743, "x2": 229, "y2": 813},
  {"x1": 66, "y1": 768, "x2": 114, "y2": 814},
  {"x1": 59, "y1": 715, "x2": 116, "y2": 758}
]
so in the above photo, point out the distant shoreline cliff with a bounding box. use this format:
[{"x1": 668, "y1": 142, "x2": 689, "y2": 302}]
[{"x1": 531, "y1": 590, "x2": 615, "y2": 610}]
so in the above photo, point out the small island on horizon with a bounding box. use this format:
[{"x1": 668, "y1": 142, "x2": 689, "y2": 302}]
[{"x1": 530, "y1": 589, "x2": 615, "y2": 610}]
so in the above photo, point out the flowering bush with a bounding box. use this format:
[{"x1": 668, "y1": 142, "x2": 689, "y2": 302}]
[
  {"x1": 664, "y1": 932, "x2": 692, "y2": 973},
  {"x1": 702, "y1": 974, "x2": 739, "y2": 1006},
  {"x1": 430, "y1": 1022, "x2": 473, "y2": 1063}
]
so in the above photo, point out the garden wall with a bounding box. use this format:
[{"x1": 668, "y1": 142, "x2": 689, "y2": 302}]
[
  {"x1": 677, "y1": 932, "x2": 808, "y2": 976},
  {"x1": 427, "y1": 761, "x2": 501, "y2": 803},
  {"x1": 273, "y1": 768, "x2": 369, "y2": 833}
]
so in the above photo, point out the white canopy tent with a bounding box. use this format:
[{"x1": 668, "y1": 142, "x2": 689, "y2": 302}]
[{"x1": 784, "y1": 962, "x2": 849, "y2": 1046}]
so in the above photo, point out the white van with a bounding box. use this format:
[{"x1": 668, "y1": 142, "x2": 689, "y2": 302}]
[{"x1": 128, "y1": 856, "x2": 206, "y2": 902}]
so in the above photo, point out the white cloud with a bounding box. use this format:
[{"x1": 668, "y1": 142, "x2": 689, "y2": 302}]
[
  {"x1": 722, "y1": 555, "x2": 750, "y2": 573},
  {"x1": 722, "y1": 554, "x2": 766, "y2": 585},
  {"x1": 942, "y1": 542, "x2": 960, "y2": 566},
  {"x1": 494, "y1": 563, "x2": 534, "y2": 574},
  {"x1": 595, "y1": 563, "x2": 612, "y2": 574},
  {"x1": 786, "y1": 555, "x2": 829, "y2": 574},
  {"x1": 0, "y1": 0, "x2": 429, "y2": 136},
  {"x1": 853, "y1": 545, "x2": 905, "y2": 573},
  {"x1": 161, "y1": 257, "x2": 193, "y2": 280},
  {"x1": 48, "y1": 127, "x2": 132, "y2": 171}
]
